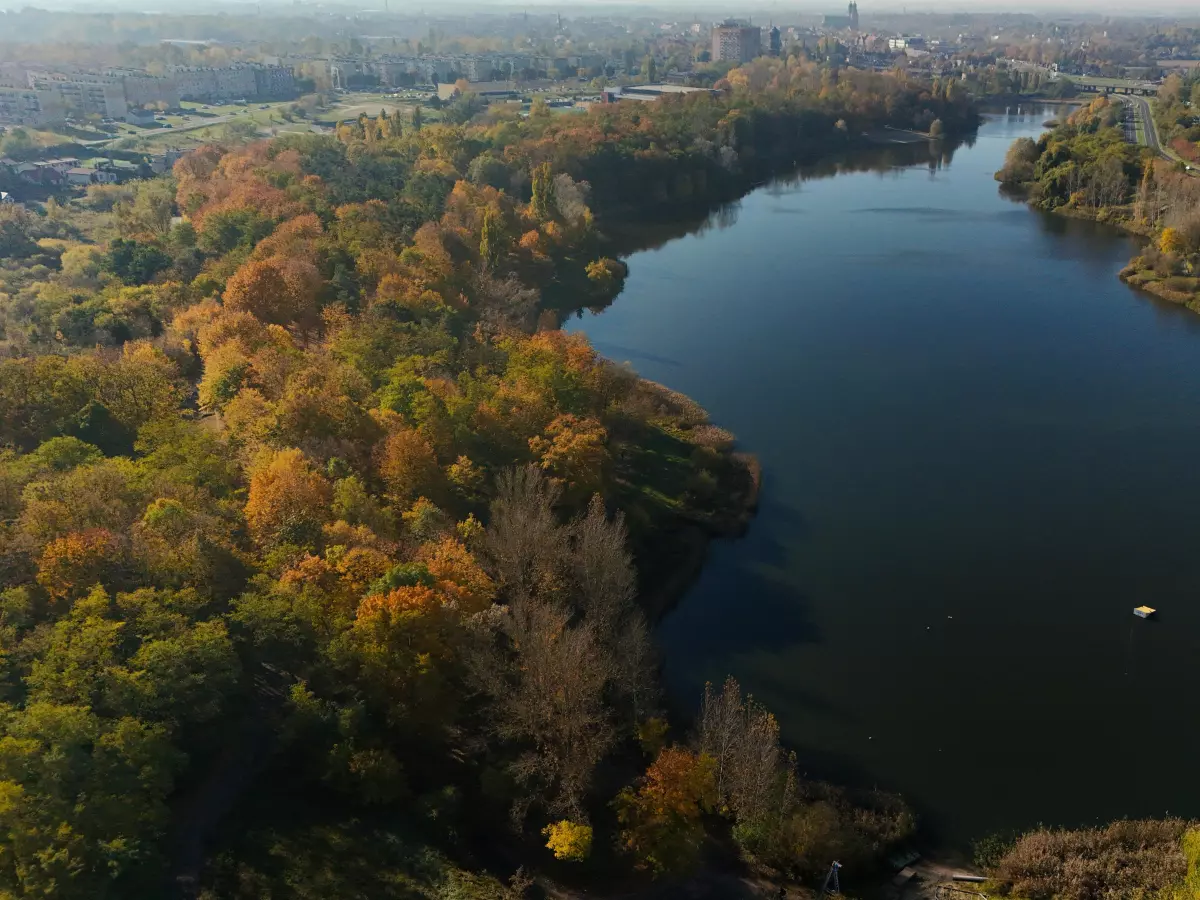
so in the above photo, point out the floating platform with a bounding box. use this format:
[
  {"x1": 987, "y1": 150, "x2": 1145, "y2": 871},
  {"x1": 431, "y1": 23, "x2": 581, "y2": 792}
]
[{"x1": 1134, "y1": 606, "x2": 1156, "y2": 619}]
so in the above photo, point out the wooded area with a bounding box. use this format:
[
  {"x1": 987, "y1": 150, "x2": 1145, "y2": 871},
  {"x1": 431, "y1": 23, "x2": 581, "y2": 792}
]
[{"x1": 0, "y1": 66, "x2": 969, "y2": 897}]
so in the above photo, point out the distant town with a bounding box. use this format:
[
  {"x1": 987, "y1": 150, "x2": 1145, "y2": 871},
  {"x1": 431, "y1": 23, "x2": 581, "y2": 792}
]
[{"x1": 0, "y1": 5, "x2": 1196, "y2": 194}]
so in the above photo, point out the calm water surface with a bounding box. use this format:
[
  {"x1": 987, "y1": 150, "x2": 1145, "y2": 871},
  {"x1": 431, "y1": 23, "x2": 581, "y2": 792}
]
[{"x1": 567, "y1": 108, "x2": 1200, "y2": 843}]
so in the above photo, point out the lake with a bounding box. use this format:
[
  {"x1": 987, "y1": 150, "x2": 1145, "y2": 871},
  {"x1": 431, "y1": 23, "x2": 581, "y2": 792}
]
[{"x1": 566, "y1": 107, "x2": 1200, "y2": 845}]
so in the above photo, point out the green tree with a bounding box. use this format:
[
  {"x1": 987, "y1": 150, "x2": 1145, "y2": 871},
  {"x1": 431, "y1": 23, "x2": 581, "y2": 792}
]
[
  {"x1": 530, "y1": 162, "x2": 556, "y2": 222},
  {"x1": 0, "y1": 701, "x2": 183, "y2": 899},
  {"x1": 479, "y1": 209, "x2": 497, "y2": 270},
  {"x1": 103, "y1": 238, "x2": 172, "y2": 286}
]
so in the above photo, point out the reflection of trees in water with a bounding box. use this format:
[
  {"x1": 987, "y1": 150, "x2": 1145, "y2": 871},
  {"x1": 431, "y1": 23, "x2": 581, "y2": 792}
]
[
  {"x1": 562, "y1": 132, "x2": 979, "y2": 320},
  {"x1": 709, "y1": 200, "x2": 743, "y2": 233},
  {"x1": 1030, "y1": 208, "x2": 1139, "y2": 264},
  {"x1": 603, "y1": 133, "x2": 970, "y2": 260}
]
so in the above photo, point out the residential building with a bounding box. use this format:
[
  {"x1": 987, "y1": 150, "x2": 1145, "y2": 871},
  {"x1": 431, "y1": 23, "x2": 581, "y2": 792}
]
[
  {"x1": 105, "y1": 69, "x2": 180, "y2": 109},
  {"x1": 19, "y1": 162, "x2": 63, "y2": 185},
  {"x1": 42, "y1": 157, "x2": 79, "y2": 174},
  {"x1": 0, "y1": 87, "x2": 65, "y2": 126},
  {"x1": 169, "y1": 65, "x2": 257, "y2": 102},
  {"x1": 27, "y1": 73, "x2": 128, "y2": 119},
  {"x1": 0, "y1": 192, "x2": 14, "y2": 204},
  {"x1": 712, "y1": 21, "x2": 762, "y2": 64},
  {"x1": 150, "y1": 149, "x2": 184, "y2": 174},
  {"x1": 66, "y1": 167, "x2": 95, "y2": 187},
  {"x1": 125, "y1": 109, "x2": 157, "y2": 126},
  {"x1": 254, "y1": 65, "x2": 295, "y2": 99}
]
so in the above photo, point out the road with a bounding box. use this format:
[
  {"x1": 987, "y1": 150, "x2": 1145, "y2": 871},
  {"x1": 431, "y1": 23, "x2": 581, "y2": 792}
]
[
  {"x1": 1129, "y1": 95, "x2": 1161, "y2": 153},
  {"x1": 1128, "y1": 95, "x2": 1200, "y2": 175},
  {"x1": 76, "y1": 113, "x2": 243, "y2": 149}
]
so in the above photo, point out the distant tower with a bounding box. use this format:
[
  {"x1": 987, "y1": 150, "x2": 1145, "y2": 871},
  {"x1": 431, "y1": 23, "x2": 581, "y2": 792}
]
[
  {"x1": 849, "y1": 1, "x2": 859, "y2": 29},
  {"x1": 769, "y1": 24, "x2": 781, "y2": 56}
]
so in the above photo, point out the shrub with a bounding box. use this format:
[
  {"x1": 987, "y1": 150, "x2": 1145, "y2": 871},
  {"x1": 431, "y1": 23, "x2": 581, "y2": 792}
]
[{"x1": 990, "y1": 819, "x2": 1191, "y2": 900}]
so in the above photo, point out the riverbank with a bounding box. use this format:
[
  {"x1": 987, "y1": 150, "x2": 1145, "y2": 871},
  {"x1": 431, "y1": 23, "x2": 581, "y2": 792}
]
[
  {"x1": 618, "y1": 379, "x2": 761, "y2": 622},
  {"x1": 1119, "y1": 263, "x2": 1200, "y2": 310},
  {"x1": 991, "y1": 95, "x2": 1200, "y2": 314},
  {"x1": 1003, "y1": 179, "x2": 1200, "y2": 315}
]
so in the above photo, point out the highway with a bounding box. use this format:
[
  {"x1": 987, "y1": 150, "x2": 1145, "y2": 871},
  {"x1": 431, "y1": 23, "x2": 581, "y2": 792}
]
[{"x1": 1129, "y1": 95, "x2": 1161, "y2": 153}]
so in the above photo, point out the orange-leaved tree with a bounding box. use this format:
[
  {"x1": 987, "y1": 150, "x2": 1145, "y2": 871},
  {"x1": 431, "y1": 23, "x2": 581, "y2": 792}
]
[
  {"x1": 244, "y1": 448, "x2": 332, "y2": 548},
  {"x1": 615, "y1": 746, "x2": 718, "y2": 877}
]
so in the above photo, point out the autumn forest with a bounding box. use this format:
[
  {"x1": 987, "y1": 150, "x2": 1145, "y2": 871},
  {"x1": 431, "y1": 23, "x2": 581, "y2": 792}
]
[{"x1": 0, "y1": 59, "x2": 975, "y2": 898}]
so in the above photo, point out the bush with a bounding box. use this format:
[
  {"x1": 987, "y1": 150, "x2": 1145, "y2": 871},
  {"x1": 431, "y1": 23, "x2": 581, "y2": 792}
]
[
  {"x1": 1164, "y1": 275, "x2": 1200, "y2": 293},
  {"x1": 990, "y1": 819, "x2": 1191, "y2": 900}
]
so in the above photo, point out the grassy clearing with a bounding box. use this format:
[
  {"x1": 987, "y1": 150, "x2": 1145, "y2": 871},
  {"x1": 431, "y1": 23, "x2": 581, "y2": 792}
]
[{"x1": 321, "y1": 101, "x2": 414, "y2": 123}]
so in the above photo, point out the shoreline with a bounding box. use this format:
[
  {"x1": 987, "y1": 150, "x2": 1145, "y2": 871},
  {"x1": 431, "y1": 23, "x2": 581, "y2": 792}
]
[{"x1": 1037, "y1": 208, "x2": 1200, "y2": 312}]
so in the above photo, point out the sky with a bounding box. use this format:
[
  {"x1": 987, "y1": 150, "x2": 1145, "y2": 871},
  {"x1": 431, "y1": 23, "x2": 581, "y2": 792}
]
[{"x1": 6, "y1": 0, "x2": 1200, "y2": 19}]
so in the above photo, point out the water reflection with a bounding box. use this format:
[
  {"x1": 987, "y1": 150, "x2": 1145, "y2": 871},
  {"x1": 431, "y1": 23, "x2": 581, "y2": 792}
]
[
  {"x1": 592, "y1": 133, "x2": 972, "y2": 271},
  {"x1": 567, "y1": 105, "x2": 1200, "y2": 844}
]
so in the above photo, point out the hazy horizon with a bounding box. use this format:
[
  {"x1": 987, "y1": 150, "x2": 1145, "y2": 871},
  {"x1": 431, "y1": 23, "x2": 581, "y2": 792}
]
[{"x1": 3, "y1": 0, "x2": 1200, "y2": 18}]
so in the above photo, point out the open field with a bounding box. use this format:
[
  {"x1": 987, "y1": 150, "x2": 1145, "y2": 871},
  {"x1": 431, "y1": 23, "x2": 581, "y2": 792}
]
[
  {"x1": 109, "y1": 99, "x2": 314, "y2": 149},
  {"x1": 318, "y1": 101, "x2": 414, "y2": 124}
]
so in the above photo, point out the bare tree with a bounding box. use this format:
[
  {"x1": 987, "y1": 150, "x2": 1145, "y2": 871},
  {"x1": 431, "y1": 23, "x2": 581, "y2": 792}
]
[
  {"x1": 552, "y1": 173, "x2": 591, "y2": 228},
  {"x1": 484, "y1": 466, "x2": 568, "y2": 603},
  {"x1": 476, "y1": 273, "x2": 540, "y2": 334},
  {"x1": 1086, "y1": 156, "x2": 1128, "y2": 208},
  {"x1": 570, "y1": 494, "x2": 656, "y2": 723},
  {"x1": 474, "y1": 596, "x2": 616, "y2": 822},
  {"x1": 612, "y1": 614, "x2": 657, "y2": 726},
  {"x1": 696, "y1": 676, "x2": 795, "y2": 828},
  {"x1": 697, "y1": 676, "x2": 747, "y2": 802},
  {"x1": 472, "y1": 469, "x2": 658, "y2": 822},
  {"x1": 729, "y1": 696, "x2": 786, "y2": 827},
  {"x1": 571, "y1": 494, "x2": 637, "y2": 631}
]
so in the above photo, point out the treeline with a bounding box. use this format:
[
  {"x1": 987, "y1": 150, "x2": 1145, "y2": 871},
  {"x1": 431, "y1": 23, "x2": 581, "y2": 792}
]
[
  {"x1": 997, "y1": 95, "x2": 1200, "y2": 312},
  {"x1": 0, "y1": 67, "x2": 952, "y2": 897},
  {"x1": 1153, "y1": 72, "x2": 1200, "y2": 165},
  {"x1": 995, "y1": 96, "x2": 1144, "y2": 212}
]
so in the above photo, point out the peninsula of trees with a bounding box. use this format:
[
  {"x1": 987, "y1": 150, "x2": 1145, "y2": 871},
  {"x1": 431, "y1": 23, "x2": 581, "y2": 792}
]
[
  {"x1": 996, "y1": 93, "x2": 1200, "y2": 312},
  {"x1": 0, "y1": 64, "x2": 970, "y2": 898}
]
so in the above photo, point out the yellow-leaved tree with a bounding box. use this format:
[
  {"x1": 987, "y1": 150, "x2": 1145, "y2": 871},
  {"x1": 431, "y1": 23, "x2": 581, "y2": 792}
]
[{"x1": 543, "y1": 820, "x2": 593, "y2": 861}]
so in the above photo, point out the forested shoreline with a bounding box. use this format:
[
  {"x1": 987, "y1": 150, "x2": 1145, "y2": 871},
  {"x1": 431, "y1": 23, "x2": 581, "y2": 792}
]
[
  {"x1": 995, "y1": 95, "x2": 1200, "y2": 313},
  {"x1": 0, "y1": 62, "x2": 976, "y2": 898}
]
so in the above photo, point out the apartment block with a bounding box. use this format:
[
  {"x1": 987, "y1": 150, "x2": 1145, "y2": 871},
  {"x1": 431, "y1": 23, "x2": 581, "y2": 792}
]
[
  {"x1": 712, "y1": 22, "x2": 762, "y2": 63},
  {"x1": 0, "y1": 87, "x2": 66, "y2": 126},
  {"x1": 27, "y1": 73, "x2": 128, "y2": 119}
]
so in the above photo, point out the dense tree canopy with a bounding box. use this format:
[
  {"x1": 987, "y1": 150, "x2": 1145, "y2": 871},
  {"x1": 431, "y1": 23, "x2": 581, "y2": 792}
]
[{"x1": 0, "y1": 64, "x2": 962, "y2": 896}]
